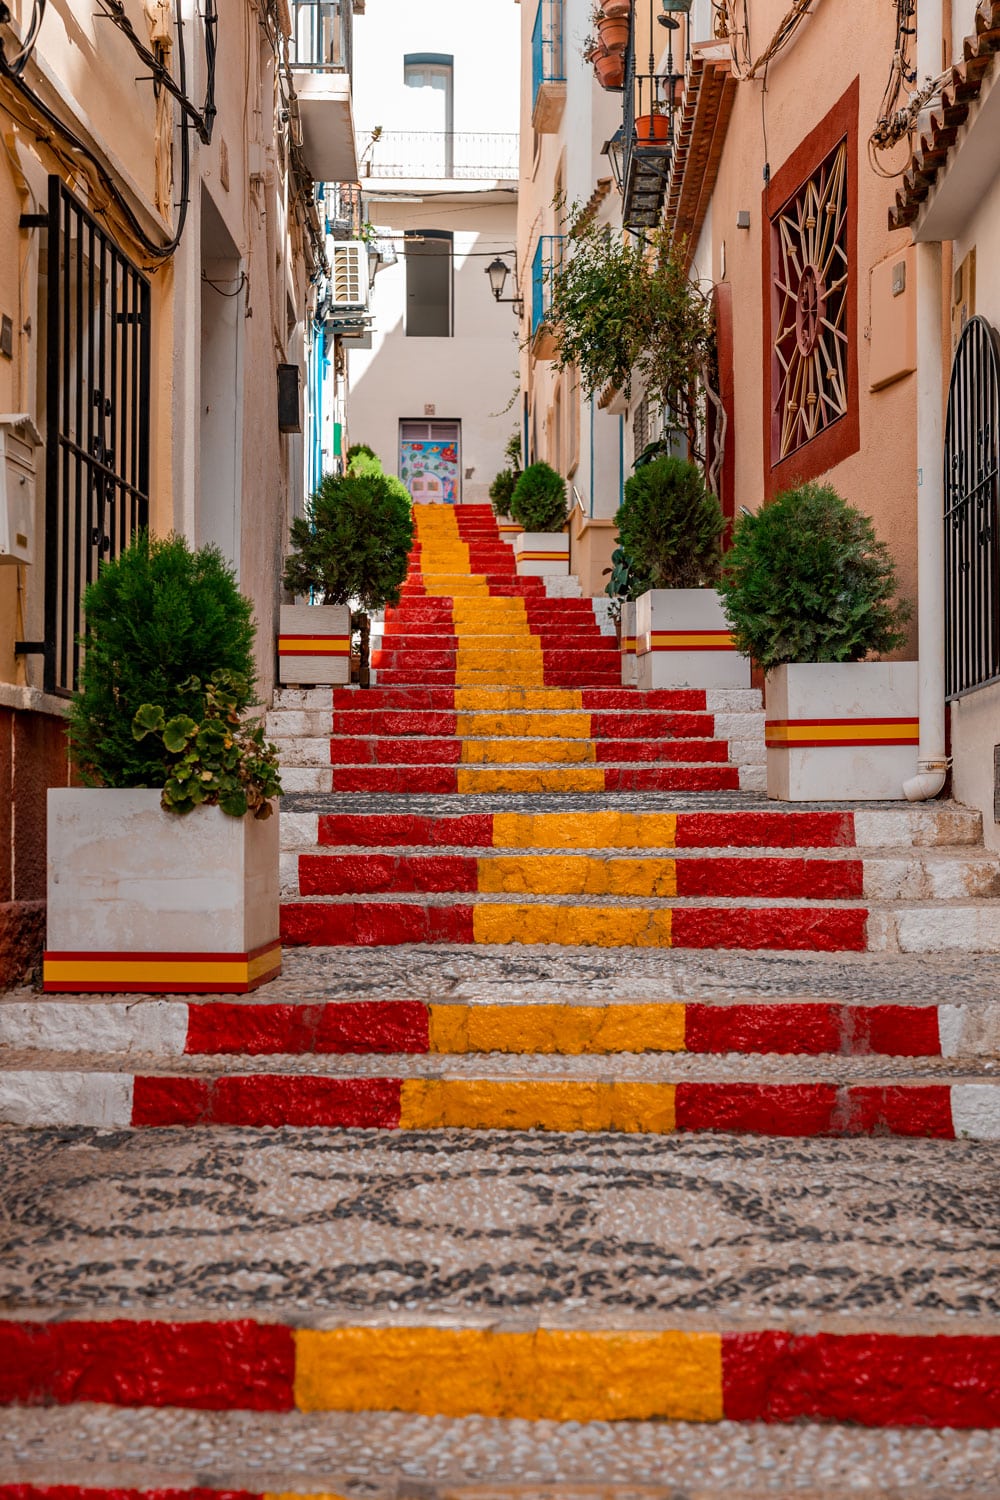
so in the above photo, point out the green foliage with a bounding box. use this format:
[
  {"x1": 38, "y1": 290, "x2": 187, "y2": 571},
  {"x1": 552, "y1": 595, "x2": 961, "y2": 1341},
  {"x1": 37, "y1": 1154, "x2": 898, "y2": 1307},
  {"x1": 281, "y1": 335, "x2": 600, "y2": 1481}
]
[
  {"x1": 504, "y1": 430, "x2": 522, "y2": 469},
  {"x1": 615, "y1": 456, "x2": 723, "y2": 590},
  {"x1": 545, "y1": 218, "x2": 712, "y2": 404},
  {"x1": 489, "y1": 468, "x2": 518, "y2": 518},
  {"x1": 346, "y1": 442, "x2": 377, "y2": 464},
  {"x1": 718, "y1": 482, "x2": 911, "y2": 672},
  {"x1": 133, "y1": 671, "x2": 281, "y2": 819},
  {"x1": 283, "y1": 471, "x2": 414, "y2": 612},
  {"x1": 603, "y1": 544, "x2": 649, "y2": 607},
  {"x1": 509, "y1": 461, "x2": 567, "y2": 532},
  {"x1": 68, "y1": 532, "x2": 256, "y2": 789}
]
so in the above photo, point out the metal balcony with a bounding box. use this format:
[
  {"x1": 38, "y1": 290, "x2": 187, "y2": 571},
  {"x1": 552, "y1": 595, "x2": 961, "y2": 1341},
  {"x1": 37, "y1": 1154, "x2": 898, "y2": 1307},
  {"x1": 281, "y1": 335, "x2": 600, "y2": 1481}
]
[
  {"x1": 358, "y1": 131, "x2": 519, "y2": 182},
  {"x1": 531, "y1": 234, "x2": 564, "y2": 359},
  {"x1": 531, "y1": 0, "x2": 566, "y2": 133},
  {"x1": 289, "y1": 0, "x2": 358, "y2": 182},
  {"x1": 290, "y1": 0, "x2": 352, "y2": 73}
]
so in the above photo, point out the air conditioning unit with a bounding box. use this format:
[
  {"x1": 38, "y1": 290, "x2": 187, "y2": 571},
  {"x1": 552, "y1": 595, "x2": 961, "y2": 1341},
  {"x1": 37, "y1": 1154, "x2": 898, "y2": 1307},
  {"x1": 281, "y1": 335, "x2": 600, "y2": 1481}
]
[{"x1": 330, "y1": 241, "x2": 368, "y2": 311}]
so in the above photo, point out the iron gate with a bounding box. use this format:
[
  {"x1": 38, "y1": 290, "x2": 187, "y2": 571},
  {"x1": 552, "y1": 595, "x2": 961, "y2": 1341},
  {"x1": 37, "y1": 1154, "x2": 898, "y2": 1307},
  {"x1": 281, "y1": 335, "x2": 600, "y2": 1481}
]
[
  {"x1": 43, "y1": 175, "x2": 151, "y2": 696},
  {"x1": 944, "y1": 314, "x2": 1000, "y2": 700}
]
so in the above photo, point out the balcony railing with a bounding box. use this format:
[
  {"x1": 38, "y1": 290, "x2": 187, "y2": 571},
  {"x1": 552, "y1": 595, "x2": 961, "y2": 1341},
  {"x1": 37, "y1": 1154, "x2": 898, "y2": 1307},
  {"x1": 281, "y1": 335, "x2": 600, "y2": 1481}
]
[
  {"x1": 531, "y1": 234, "x2": 564, "y2": 335},
  {"x1": 289, "y1": 0, "x2": 352, "y2": 74},
  {"x1": 358, "y1": 131, "x2": 519, "y2": 180},
  {"x1": 532, "y1": 0, "x2": 565, "y2": 101},
  {"x1": 621, "y1": 8, "x2": 679, "y2": 231}
]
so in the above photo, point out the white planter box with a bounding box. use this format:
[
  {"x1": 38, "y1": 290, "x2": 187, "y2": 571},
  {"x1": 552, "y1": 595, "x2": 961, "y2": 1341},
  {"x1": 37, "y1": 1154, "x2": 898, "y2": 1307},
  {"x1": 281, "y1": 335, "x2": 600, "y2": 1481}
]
[
  {"x1": 278, "y1": 603, "x2": 351, "y2": 685},
  {"x1": 766, "y1": 662, "x2": 919, "y2": 801},
  {"x1": 620, "y1": 599, "x2": 637, "y2": 687},
  {"x1": 44, "y1": 789, "x2": 281, "y2": 993},
  {"x1": 514, "y1": 530, "x2": 569, "y2": 576},
  {"x1": 495, "y1": 513, "x2": 524, "y2": 545},
  {"x1": 635, "y1": 589, "x2": 750, "y2": 690}
]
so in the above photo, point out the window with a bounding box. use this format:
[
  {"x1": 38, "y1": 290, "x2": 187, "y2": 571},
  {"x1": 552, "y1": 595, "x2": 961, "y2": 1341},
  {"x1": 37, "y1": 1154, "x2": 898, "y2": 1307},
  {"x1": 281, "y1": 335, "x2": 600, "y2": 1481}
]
[
  {"x1": 405, "y1": 229, "x2": 453, "y2": 337},
  {"x1": 404, "y1": 53, "x2": 453, "y2": 175},
  {"x1": 763, "y1": 81, "x2": 859, "y2": 496}
]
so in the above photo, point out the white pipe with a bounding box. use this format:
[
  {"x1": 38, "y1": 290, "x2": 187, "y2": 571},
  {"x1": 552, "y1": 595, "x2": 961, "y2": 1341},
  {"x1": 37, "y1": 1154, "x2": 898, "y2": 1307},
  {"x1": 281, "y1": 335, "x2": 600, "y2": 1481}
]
[{"x1": 903, "y1": 237, "x2": 950, "y2": 801}]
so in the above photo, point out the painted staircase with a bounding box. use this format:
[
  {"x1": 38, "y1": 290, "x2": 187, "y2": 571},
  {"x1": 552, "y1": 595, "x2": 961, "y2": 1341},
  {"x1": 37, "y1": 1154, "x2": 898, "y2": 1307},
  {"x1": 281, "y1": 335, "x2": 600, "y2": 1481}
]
[{"x1": 1, "y1": 500, "x2": 999, "y2": 1491}]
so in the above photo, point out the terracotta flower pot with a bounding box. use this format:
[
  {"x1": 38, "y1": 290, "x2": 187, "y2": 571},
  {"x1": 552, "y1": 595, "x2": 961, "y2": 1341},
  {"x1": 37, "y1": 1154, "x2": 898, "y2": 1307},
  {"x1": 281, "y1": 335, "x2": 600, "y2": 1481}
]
[
  {"x1": 594, "y1": 49, "x2": 625, "y2": 87},
  {"x1": 596, "y1": 14, "x2": 630, "y2": 51},
  {"x1": 601, "y1": 0, "x2": 631, "y2": 16},
  {"x1": 635, "y1": 112, "x2": 670, "y2": 143}
]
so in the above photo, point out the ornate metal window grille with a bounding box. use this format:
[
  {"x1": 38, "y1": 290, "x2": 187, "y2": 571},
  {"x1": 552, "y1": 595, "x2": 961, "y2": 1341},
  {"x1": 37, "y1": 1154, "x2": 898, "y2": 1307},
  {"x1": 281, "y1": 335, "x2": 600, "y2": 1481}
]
[
  {"x1": 770, "y1": 138, "x2": 849, "y2": 465},
  {"x1": 43, "y1": 175, "x2": 151, "y2": 696},
  {"x1": 944, "y1": 314, "x2": 1000, "y2": 700}
]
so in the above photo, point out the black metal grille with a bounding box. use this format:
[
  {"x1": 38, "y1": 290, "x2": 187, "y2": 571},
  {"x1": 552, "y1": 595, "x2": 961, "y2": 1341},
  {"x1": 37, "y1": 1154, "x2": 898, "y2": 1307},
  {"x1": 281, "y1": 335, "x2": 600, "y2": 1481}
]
[
  {"x1": 43, "y1": 175, "x2": 151, "y2": 696},
  {"x1": 945, "y1": 314, "x2": 1000, "y2": 700}
]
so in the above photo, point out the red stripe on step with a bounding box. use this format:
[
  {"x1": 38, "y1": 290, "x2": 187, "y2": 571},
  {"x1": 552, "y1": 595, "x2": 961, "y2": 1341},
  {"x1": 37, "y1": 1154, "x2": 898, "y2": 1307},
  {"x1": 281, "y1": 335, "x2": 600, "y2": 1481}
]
[
  {"x1": 603, "y1": 767, "x2": 741, "y2": 791},
  {"x1": 684, "y1": 1003, "x2": 943, "y2": 1055},
  {"x1": 280, "y1": 902, "x2": 475, "y2": 946},
  {"x1": 319, "y1": 814, "x2": 494, "y2": 848},
  {"x1": 131, "y1": 1075, "x2": 403, "y2": 1128},
  {"x1": 184, "y1": 1000, "x2": 431, "y2": 1055},
  {"x1": 0, "y1": 1490, "x2": 261, "y2": 1500},
  {"x1": 581, "y1": 689, "x2": 707, "y2": 709},
  {"x1": 673, "y1": 812, "x2": 857, "y2": 848},
  {"x1": 674, "y1": 857, "x2": 864, "y2": 899},
  {"x1": 721, "y1": 1332, "x2": 1000, "y2": 1427},
  {"x1": 673, "y1": 1084, "x2": 954, "y2": 1137},
  {"x1": 329, "y1": 737, "x2": 463, "y2": 766},
  {"x1": 594, "y1": 739, "x2": 730, "y2": 764},
  {"x1": 670, "y1": 906, "x2": 868, "y2": 951},
  {"x1": 332, "y1": 687, "x2": 456, "y2": 709},
  {"x1": 329, "y1": 766, "x2": 460, "y2": 792},
  {"x1": 299, "y1": 853, "x2": 479, "y2": 895},
  {"x1": 0, "y1": 1318, "x2": 295, "y2": 1411}
]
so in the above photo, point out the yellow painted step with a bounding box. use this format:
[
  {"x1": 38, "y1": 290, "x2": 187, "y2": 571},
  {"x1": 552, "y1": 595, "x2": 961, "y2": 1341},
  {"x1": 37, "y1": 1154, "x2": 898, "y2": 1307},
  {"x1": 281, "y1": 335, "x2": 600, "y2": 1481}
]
[
  {"x1": 476, "y1": 854, "x2": 679, "y2": 897},
  {"x1": 492, "y1": 810, "x2": 679, "y2": 848},
  {"x1": 456, "y1": 766, "x2": 606, "y2": 793},
  {"x1": 456, "y1": 711, "x2": 592, "y2": 738},
  {"x1": 427, "y1": 1000, "x2": 687, "y2": 1053},
  {"x1": 454, "y1": 687, "x2": 584, "y2": 710},
  {"x1": 460, "y1": 738, "x2": 597, "y2": 766},
  {"x1": 471, "y1": 902, "x2": 674, "y2": 946},
  {"x1": 399, "y1": 1079, "x2": 677, "y2": 1135}
]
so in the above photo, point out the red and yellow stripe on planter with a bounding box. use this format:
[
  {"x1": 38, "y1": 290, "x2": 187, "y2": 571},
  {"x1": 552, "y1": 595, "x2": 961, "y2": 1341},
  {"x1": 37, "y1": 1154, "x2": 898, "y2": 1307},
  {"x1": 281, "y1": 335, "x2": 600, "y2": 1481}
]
[{"x1": 0, "y1": 1318, "x2": 997, "y2": 1427}]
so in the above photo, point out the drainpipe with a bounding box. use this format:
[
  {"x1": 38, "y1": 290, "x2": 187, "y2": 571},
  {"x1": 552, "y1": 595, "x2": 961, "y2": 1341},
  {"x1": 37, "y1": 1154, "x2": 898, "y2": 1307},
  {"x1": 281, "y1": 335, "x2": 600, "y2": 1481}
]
[{"x1": 903, "y1": 0, "x2": 949, "y2": 800}]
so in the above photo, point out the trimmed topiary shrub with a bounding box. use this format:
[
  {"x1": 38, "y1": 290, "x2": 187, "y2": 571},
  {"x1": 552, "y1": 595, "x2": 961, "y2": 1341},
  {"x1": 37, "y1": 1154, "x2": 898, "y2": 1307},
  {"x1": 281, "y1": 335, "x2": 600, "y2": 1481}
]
[
  {"x1": 68, "y1": 532, "x2": 257, "y2": 789},
  {"x1": 718, "y1": 481, "x2": 911, "y2": 672},
  {"x1": 615, "y1": 456, "x2": 724, "y2": 590},
  {"x1": 489, "y1": 468, "x2": 518, "y2": 518},
  {"x1": 509, "y1": 461, "x2": 567, "y2": 532},
  {"x1": 346, "y1": 442, "x2": 377, "y2": 464},
  {"x1": 284, "y1": 472, "x2": 413, "y2": 611}
]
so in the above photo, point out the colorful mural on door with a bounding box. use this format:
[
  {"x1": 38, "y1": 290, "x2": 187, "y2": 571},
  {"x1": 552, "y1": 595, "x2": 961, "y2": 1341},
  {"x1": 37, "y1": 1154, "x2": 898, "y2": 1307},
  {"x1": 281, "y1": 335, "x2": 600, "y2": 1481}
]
[{"x1": 400, "y1": 441, "x2": 459, "y2": 505}]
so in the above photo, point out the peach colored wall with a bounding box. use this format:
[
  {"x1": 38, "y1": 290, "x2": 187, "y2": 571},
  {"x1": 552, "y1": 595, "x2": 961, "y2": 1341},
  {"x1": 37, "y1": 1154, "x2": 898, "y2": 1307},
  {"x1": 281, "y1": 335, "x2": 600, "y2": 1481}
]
[{"x1": 705, "y1": 0, "x2": 919, "y2": 651}]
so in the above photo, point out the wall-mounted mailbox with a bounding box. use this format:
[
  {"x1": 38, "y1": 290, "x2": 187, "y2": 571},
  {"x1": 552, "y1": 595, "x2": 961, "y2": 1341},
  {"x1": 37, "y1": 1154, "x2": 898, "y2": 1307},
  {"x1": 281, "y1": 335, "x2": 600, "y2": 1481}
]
[
  {"x1": 869, "y1": 248, "x2": 917, "y2": 392},
  {"x1": 0, "y1": 413, "x2": 42, "y2": 566}
]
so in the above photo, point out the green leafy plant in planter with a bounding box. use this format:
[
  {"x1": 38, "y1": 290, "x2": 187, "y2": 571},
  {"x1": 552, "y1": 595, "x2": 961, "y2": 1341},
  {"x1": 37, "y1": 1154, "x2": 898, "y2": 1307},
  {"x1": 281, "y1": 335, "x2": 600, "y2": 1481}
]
[
  {"x1": 283, "y1": 470, "x2": 414, "y2": 685},
  {"x1": 615, "y1": 456, "x2": 724, "y2": 589},
  {"x1": 509, "y1": 461, "x2": 567, "y2": 533},
  {"x1": 69, "y1": 532, "x2": 256, "y2": 789},
  {"x1": 489, "y1": 467, "x2": 519, "y2": 519},
  {"x1": 718, "y1": 482, "x2": 911, "y2": 673},
  {"x1": 602, "y1": 544, "x2": 649, "y2": 624},
  {"x1": 133, "y1": 670, "x2": 281, "y2": 819}
]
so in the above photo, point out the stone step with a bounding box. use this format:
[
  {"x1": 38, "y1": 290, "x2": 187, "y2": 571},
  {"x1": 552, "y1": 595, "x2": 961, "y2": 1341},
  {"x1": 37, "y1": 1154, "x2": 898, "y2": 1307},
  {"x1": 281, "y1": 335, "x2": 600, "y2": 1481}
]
[
  {"x1": 2, "y1": 1054, "x2": 997, "y2": 1137},
  {"x1": 319, "y1": 737, "x2": 735, "y2": 767},
  {"x1": 286, "y1": 849, "x2": 1000, "y2": 903},
  {"x1": 307, "y1": 765, "x2": 744, "y2": 794},
  {"x1": 278, "y1": 890, "x2": 1000, "y2": 954},
  {"x1": 299, "y1": 709, "x2": 727, "y2": 738},
  {"x1": 374, "y1": 670, "x2": 628, "y2": 687},
  {"x1": 5, "y1": 994, "x2": 997, "y2": 1057},
  {"x1": 323, "y1": 687, "x2": 761, "y2": 710}
]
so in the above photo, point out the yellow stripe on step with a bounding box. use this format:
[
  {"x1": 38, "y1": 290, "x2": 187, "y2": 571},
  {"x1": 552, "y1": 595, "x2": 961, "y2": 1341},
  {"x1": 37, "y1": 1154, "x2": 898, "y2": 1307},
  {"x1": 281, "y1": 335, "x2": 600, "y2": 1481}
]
[
  {"x1": 294, "y1": 1324, "x2": 721, "y2": 1421},
  {"x1": 266, "y1": 1493, "x2": 350, "y2": 1500},
  {"x1": 456, "y1": 711, "x2": 593, "y2": 738},
  {"x1": 398, "y1": 1078, "x2": 677, "y2": 1133},
  {"x1": 427, "y1": 1001, "x2": 687, "y2": 1053},
  {"x1": 477, "y1": 855, "x2": 678, "y2": 897},
  {"x1": 454, "y1": 687, "x2": 584, "y2": 710},
  {"x1": 471, "y1": 903, "x2": 673, "y2": 946},
  {"x1": 492, "y1": 811, "x2": 679, "y2": 849},
  {"x1": 461, "y1": 739, "x2": 596, "y2": 765},
  {"x1": 456, "y1": 767, "x2": 606, "y2": 793}
]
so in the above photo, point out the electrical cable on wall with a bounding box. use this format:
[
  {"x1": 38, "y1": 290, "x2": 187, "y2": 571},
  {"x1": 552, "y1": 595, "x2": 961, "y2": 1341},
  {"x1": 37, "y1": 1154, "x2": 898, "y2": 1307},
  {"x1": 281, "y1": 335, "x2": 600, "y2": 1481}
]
[{"x1": 869, "y1": 0, "x2": 947, "y2": 178}]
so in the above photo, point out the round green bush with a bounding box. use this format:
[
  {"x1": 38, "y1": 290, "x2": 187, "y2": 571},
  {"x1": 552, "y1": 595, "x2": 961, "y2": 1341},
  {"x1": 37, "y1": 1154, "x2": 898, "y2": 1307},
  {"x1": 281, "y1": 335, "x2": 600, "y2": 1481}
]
[
  {"x1": 718, "y1": 481, "x2": 911, "y2": 672},
  {"x1": 346, "y1": 442, "x2": 377, "y2": 464},
  {"x1": 509, "y1": 461, "x2": 567, "y2": 532},
  {"x1": 489, "y1": 468, "x2": 518, "y2": 518},
  {"x1": 615, "y1": 456, "x2": 723, "y2": 591},
  {"x1": 69, "y1": 532, "x2": 256, "y2": 788},
  {"x1": 283, "y1": 471, "x2": 414, "y2": 613}
]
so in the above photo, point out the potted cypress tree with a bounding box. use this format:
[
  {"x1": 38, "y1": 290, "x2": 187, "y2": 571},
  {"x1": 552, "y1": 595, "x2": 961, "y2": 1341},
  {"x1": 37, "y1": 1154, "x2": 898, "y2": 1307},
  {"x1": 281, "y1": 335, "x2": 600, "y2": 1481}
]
[
  {"x1": 46, "y1": 533, "x2": 283, "y2": 995},
  {"x1": 510, "y1": 461, "x2": 569, "y2": 576},
  {"x1": 283, "y1": 467, "x2": 414, "y2": 687},
  {"x1": 719, "y1": 483, "x2": 914, "y2": 800},
  {"x1": 616, "y1": 456, "x2": 748, "y2": 690}
]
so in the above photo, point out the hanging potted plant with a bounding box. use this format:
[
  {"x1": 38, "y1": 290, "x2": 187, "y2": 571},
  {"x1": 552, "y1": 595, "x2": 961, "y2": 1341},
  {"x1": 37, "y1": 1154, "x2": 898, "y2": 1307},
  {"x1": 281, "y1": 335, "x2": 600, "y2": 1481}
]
[
  {"x1": 594, "y1": 47, "x2": 626, "y2": 87},
  {"x1": 596, "y1": 10, "x2": 630, "y2": 51},
  {"x1": 46, "y1": 533, "x2": 283, "y2": 996},
  {"x1": 510, "y1": 462, "x2": 570, "y2": 576},
  {"x1": 616, "y1": 456, "x2": 748, "y2": 691},
  {"x1": 719, "y1": 483, "x2": 914, "y2": 801},
  {"x1": 635, "y1": 103, "x2": 670, "y2": 143},
  {"x1": 600, "y1": 0, "x2": 631, "y2": 16}
]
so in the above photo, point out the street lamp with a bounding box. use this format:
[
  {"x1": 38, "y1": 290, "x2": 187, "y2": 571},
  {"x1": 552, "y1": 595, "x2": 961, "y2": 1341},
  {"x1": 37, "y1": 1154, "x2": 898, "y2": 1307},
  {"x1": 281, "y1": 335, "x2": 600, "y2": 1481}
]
[
  {"x1": 601, "y1": 125, "x2": 627, "y2": 195},
  {"x1": 485, "y1": 256, "x2": 524, "y2": 316},
  {"x1": 657, "y1": 0, "x2": 691, "y2": 26}
]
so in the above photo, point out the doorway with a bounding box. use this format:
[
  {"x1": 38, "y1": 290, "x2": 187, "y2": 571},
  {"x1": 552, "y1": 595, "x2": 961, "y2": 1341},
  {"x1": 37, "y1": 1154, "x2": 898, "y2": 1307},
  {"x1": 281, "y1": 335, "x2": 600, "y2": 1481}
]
[{"x1": 399, "y1": 419, "x2": 460, "y2": 504}]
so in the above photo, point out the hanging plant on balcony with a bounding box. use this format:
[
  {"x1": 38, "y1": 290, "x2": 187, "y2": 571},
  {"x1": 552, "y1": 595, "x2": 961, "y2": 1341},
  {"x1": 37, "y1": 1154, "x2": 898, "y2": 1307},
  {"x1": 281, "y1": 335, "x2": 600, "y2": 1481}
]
[
  {"x1": 593, "y1": 47, "x2": 626, "y2": 87},
  {"x1": 596, "y1": 12, "x2": 630, "y2": 51},
  {"x1": 544, "y1": 211, "x2": 714, "y2": 460},
  {"x1": 600, "y1": 0, "x2": 631, "y2": 16}
]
